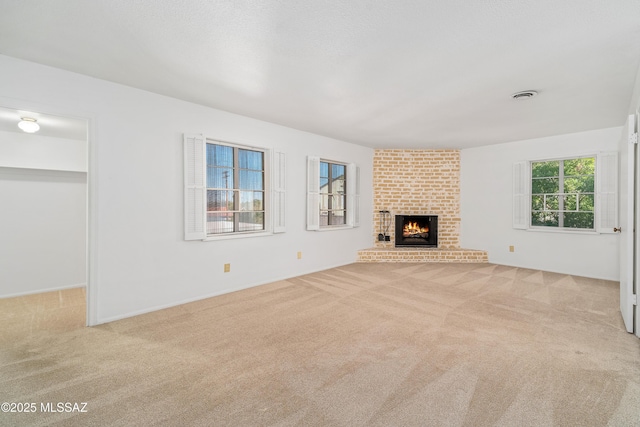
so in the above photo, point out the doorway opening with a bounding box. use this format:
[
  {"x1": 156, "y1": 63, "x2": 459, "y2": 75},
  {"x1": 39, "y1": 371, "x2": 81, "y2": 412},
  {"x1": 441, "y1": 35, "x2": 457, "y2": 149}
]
[{"x1": 0, "y1": 105, "x2": 90, "y2": 330}]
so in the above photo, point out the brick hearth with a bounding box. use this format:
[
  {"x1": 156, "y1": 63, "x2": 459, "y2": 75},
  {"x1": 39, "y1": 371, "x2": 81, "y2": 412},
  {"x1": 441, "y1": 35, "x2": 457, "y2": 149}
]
[{"x1": 357, "y1": 248, "x2": 488, "y2": 263}]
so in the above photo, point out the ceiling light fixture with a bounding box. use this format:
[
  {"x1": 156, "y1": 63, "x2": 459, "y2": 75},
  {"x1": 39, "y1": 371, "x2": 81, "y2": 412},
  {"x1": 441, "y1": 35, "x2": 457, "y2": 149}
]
[
  {"x1": 18, "y1": 117, "x2": 40, "y2": 133},
  {"x1": 511, "y1": 90, "x2": 538, "y2": 100}
]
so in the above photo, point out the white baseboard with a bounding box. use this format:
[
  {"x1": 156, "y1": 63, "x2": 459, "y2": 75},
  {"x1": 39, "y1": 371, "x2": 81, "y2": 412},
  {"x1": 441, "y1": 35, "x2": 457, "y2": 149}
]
[{"x1": 0, "y1": 283, "x2": 86, "y2": 299}]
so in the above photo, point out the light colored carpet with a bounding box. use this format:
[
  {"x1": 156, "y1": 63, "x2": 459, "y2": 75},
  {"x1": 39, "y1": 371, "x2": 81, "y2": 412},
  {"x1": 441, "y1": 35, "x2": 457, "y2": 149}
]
[{"x1": 1, "y1": 263, "x2": 640, "y2": 426}]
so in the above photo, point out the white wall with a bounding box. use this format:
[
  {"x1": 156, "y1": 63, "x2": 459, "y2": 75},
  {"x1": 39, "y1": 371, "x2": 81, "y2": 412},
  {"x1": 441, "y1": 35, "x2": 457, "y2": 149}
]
[
  {"x1": 0, "y1": 131, "x2": 87, "y2": 172},
  {"x1": 0, "y1": 129, "x2": 87, "y2": 297},
  {"x1": 0, "y1": 168, "x2": 87, "y2": 296},
  {"x1": 0, "y1": 55, "x2": 374, "y2": 324},
  {"x1": 460, "y1": 127, "x2": 621, "y2": 280}
]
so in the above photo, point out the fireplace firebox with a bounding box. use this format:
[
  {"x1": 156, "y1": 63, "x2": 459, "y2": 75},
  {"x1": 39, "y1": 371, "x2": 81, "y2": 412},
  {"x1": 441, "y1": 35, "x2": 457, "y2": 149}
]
[{"x1": 395, "y1": 215, "x2": 438, "y2": 247}]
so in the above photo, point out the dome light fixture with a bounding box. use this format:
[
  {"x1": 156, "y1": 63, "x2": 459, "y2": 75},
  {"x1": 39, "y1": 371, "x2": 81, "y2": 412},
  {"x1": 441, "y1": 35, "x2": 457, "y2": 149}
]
[
  {"x1": 511, "y1": 90, "x2": 538, "y2": 100},
  {"x1": 18, "y1": 117, "x2": 40, "y2": 133}
]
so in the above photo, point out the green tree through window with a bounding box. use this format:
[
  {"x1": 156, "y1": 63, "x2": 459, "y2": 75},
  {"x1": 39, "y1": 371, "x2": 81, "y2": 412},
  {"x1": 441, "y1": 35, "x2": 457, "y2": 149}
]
[{"x1": 531, "y1": 157, "x2": 595, "y2": 229}]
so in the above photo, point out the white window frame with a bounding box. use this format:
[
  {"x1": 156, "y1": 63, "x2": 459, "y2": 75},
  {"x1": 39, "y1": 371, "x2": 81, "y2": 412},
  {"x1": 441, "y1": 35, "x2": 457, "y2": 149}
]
[
  {"x1": 183, "y1": 134, "x2": 285, "y2": 241},
  {"x1": 307, "y1": 156, "x2": 360, "y2": 231},
  {"x1": 512, "y1": 152, "x2": 617, "y2": 234}
]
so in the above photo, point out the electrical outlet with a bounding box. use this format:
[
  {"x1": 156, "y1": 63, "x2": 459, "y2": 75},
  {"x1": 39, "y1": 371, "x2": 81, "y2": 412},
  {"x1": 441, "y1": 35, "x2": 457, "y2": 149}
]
[
  {"x1": 224, "y1": 263, "x2": 231, "y2": 272},
  {"x1": 509, "y1": 246, "x2": 515, "y2": 253},
  {"x1": 297, "y1": 251, "x2": 302, "y2": 259}
]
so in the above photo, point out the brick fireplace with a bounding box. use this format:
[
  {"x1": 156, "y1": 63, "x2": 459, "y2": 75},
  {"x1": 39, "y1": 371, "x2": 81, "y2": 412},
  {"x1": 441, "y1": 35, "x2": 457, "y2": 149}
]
[{"x1": 358, "y1": 149, "x2": 487, "y2": 263}]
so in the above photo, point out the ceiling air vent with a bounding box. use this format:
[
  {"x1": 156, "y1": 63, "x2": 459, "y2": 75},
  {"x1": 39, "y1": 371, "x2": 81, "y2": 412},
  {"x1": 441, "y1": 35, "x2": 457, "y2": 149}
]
[{"x1": 511, "y1": 90, "x2": 538, "y2": 100}]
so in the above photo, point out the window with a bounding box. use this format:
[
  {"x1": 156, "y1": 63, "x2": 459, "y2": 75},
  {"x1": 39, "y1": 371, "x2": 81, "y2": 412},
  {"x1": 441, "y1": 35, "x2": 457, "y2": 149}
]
[
  {"x1": 320, "y1": 161, "x2": 346, "y2": 226},
  {"x1": 183, "y1": 134, "x2": 285, "y2": 240},
  {"x1": 206, "y1": 143, "x2": 265, "y2": 234},
  {"x1": 512, "y1": 152, "x2": 617, "y2": 233},
  {"x1": 307, "y1": 156, "x2": 359, "y2": 230},
  {"x1": 531, "y1": 157, "x2": 595, "y2": 229}
]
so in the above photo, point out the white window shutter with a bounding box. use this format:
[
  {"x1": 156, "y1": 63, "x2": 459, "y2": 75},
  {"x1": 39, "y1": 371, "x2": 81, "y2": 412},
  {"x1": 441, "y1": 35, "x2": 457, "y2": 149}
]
[
  {"x1": 307, "y1": 156, "x2": 320, "y2": 230},
  {"x1": 597, "y1": 151, "x2": 618, "y2": 233},
  {"x1": 184, "y1": 134, "x2": 207, "y2": 240},
  {"x1": 347, "y1": 163, "x2": 360, "y2": 227},
  {"x1": 512, "y1": 161, "x2": 529, "y2": 229},
  {"x1": 273, "y1": 151, "x2": 286, "y2": 233}
]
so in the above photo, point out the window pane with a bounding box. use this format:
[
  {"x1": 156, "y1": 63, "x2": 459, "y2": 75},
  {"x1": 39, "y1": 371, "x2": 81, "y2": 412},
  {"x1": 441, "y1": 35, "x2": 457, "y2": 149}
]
[
  {"x1": 579, "y1": 194, "x2": 594, "y2": 212},
  {"x1": 319, "y1": 195, "x2": 329, "y2": 210},
  {"x1": 332, "y1": 164, "x2": 345, "y2": 179},
  {"x1": 320, "y1": 211, "x2": 329, "y2": 226},
  {"x1": 238, "y1": 149, "x2": 263, "y2": 170},
  {"x1": 239, "y1": 191, "x2": 263, "y2": 211},
  {"x1": 545, "y1": 195, "x2": 559, "y2": 210},
  {"x1": 320, "y1": 177, "x2": 329, "y2": 193},
  {"x1": 207, "y1": 212, "x2": 234, "y2": 234},
  {"x1": 532, "y1": 178, "x2": 559, "y2": 194},
  {"x1": 238, "y1": 212, "x2": 264, "y2": 232},
  {"x1": 332, "y1": 195, "x2": 346, "y2": 210},
  {"x1": 564, "y1": 176, "x2": 594, "y2": 193},
  {"x1": 331, "y1": 164, "x2": 346, "y2": 196},
  {"x1": 563, "y1": 194, "x2": 577, "y2": 211},
  {"x1": 319, "y1": 160, "x2": 348, "y2": 228},
  {"x1": 330, "y1": 210, "x2": 346, "y2": 225},
  {"x1": 563, "y1": 212, "x2": 594, "y2": 229},
  {"x1": 530, "y1": 156, "x2": 597, "y2": 231},
  {"x1": 207, "y1": 144, "x2": 233, "y2": 167},
  {"x1": 207, "y1": 167, "x2": 233, "y2": 188},
  {"x1": 531, "y1": 161, "x2": 559, "y2": 178},
  {"x1": 204, "y1": 142, "x2": 266, "y2": 236},
  {"x1": 532, "y1": 195, "x2": 544, "y2": 210},
  {"x1": 531, "y1": 211, "x2": 558, "y2": 227},
  {"x1": 207, "y1": 190, "x2": 234, "y2": 211},
  {"x1": 564, "y1": 157, "x2": 595, "y2": 176},
  {"x1": 320, "y1": 162, "x2": 329, "y2": 178},
  {"x1": 239, "y1": 170, "x2": 263, "y2": 190},
  {"x1": 332, "y1": 178, "x2": 345, "y2": 194}
]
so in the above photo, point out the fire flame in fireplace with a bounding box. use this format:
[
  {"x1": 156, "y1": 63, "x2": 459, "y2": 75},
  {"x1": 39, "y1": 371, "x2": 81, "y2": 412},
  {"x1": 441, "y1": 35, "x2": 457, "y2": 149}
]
[{"x1": 403, "y1": 221, "x2": 429, "y2": 237}]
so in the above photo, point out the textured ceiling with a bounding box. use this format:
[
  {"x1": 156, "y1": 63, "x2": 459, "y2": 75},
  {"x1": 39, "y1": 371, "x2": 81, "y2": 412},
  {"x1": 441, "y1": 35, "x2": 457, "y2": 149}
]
[{"x1": 1, "y1": 0, "x2": 639, "y2": 149}]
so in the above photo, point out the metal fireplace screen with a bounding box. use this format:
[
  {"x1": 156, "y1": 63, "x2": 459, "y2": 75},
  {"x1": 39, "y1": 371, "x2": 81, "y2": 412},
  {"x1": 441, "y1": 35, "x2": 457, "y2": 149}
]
[{"x1": 395, "y1": 215, "x2": 438, "y2": 247}]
